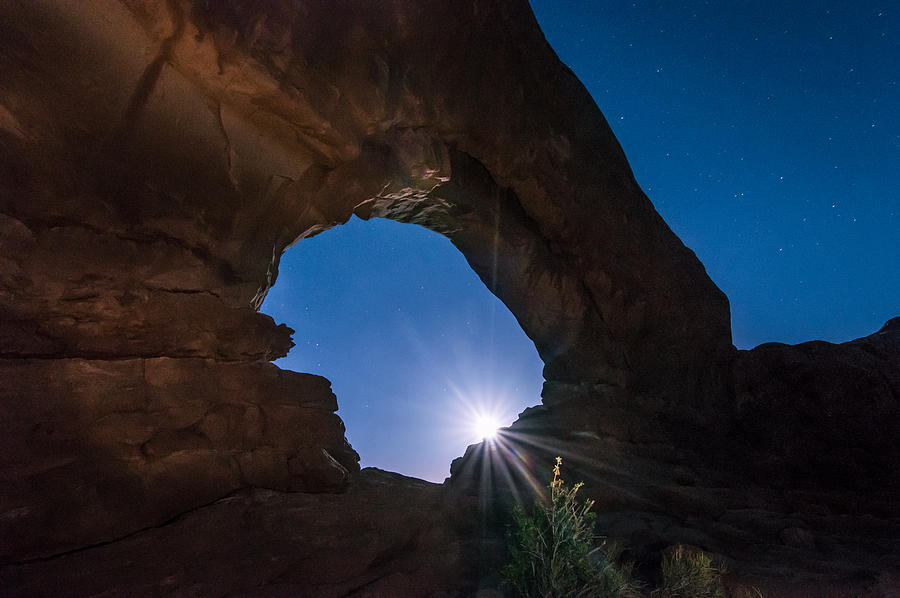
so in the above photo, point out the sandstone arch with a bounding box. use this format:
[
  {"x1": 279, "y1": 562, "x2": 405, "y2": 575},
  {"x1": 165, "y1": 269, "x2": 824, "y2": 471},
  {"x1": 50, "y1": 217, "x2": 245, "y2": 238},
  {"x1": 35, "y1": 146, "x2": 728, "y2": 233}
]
[
  {"x1": 0, "y1": 0, "x2": 729, "y2": 561},
  {"x1": 2, "y1": 0, "x2": 897, "y2": 593}
]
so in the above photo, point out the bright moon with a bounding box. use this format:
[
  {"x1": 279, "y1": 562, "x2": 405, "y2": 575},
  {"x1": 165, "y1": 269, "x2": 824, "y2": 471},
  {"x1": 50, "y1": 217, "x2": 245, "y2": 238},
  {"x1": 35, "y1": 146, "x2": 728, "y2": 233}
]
[{"x1": 474, "y1": 414, "x2": 501, "y2": 440}]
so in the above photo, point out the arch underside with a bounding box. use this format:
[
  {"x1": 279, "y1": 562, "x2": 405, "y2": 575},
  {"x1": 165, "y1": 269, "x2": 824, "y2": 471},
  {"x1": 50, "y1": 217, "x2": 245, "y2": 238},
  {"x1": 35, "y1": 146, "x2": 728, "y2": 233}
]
[{"x1": 0, "y1": 0, "x2": 730, "y2": 563}]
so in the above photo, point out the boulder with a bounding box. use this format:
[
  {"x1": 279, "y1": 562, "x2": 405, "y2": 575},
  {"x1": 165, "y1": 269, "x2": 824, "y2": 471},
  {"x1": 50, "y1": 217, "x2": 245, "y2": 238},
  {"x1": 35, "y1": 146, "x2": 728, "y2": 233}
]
[{"x1": 0, "y1": 469, "x2": 473, "y2": 598}]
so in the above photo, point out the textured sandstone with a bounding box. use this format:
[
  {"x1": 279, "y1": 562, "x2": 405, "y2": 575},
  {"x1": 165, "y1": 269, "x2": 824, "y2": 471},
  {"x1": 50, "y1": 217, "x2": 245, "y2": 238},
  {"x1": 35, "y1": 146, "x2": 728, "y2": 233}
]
[
  {"x1": 0, "y1": 357, "x2": 358, "y2": 561},
  {"x1": 0, "y1": 0, "x2": 734, "y2": 391},
  {"x1": 452, "y1": 322, "x2": 900, "y2": 584},
  {"x1": 731, "y1": 316, "x2": 900, "y2": 491},
  {"x1": 0, "y1": 0, "x2": 897, "y2": 595},
  {"x1": 0, "y1": 469, "x2": 475, "y2": 598}
]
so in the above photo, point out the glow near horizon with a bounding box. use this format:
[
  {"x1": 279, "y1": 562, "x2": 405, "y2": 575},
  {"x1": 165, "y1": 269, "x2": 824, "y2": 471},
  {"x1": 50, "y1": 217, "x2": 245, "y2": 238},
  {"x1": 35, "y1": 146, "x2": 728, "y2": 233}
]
[
  {"x1": 261, "y1": 216, "x2": 544, "y2": 482},
  {"x1": 262, "y1": 1, "x2": 898, "y2": 481},
  {"x1": 474, "y1": 413, "x2": 503, "y2": 441}
]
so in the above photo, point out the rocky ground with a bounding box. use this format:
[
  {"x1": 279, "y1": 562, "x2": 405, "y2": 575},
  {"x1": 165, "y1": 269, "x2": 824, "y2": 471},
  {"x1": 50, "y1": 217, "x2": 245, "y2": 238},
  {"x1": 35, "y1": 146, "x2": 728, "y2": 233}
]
[{"x1": 0, "y1": 468, "x2": 483, "y2": 597}]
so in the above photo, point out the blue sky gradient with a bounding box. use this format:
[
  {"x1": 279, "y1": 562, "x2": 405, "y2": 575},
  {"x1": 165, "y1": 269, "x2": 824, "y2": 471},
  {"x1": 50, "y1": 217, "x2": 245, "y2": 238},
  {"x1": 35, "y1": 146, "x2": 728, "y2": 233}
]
[{"x1": 262, "y1": 1, "x2": 899, "y2": 481}]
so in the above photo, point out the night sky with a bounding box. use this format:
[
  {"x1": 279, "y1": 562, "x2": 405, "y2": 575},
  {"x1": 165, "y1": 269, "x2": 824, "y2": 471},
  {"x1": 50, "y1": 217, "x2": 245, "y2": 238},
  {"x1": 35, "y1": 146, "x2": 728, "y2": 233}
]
[{"x1": 262, "y1": 1, "x2": 899, "y2": 482}]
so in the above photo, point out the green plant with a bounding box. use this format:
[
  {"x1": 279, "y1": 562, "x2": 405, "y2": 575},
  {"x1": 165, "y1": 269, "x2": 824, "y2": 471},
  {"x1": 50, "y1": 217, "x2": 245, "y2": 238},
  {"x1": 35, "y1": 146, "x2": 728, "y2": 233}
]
[
  {"x1": 657, "y1": 544, "x2": 726, "y2": 598},
  {"x1": 503, "y1": 457, "x2": 637, "y2": 598},
  {"x1": 595, "y1": 540, "x2": 637, "y2": 598}
]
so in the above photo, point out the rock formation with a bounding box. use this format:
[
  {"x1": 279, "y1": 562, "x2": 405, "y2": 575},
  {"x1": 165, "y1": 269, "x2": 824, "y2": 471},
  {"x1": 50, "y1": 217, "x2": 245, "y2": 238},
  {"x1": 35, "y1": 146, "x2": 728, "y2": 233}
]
[
  {"x1": 1, "y1": 468, "x2": 478, "y2": 597},
  {"x1": 452, "y1": 319, "x2": 900, "y2": 589},
  {"x1": 0, "y1": 0, "x2": 897, "y2": 595}
]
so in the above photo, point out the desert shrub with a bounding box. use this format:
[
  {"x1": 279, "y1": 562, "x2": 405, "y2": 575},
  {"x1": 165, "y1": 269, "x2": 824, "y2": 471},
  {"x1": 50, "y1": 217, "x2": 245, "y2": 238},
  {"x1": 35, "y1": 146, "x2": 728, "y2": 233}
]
[
  {"x1": 657, "y1": 544, "x2": 726, "y2": 598},
  {"x1": 503, "y1": 457, "x2": 637, "y2": 598},
  {"x1": 594, "y1": 540, "x2": 637, "y2": 598}
]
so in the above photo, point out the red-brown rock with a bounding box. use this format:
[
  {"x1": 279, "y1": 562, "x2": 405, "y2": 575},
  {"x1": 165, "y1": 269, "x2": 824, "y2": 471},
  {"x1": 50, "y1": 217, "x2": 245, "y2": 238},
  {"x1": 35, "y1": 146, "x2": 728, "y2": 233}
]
[
  {"x1": 0, "y1": 357, "x2": 358, "y2": 561},
  {"x1": 0, "y1": 0, "x2": 897, "y2": 595},
  {"x1": 0, "y1": 469, "x2": 475, "y2": 598}
]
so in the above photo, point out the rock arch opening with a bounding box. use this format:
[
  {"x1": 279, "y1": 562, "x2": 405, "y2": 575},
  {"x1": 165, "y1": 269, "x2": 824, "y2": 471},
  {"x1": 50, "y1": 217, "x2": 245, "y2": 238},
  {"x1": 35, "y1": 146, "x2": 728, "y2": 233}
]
[{"x1": 261, "y1": 216, "x2": 544, "y2": 482}]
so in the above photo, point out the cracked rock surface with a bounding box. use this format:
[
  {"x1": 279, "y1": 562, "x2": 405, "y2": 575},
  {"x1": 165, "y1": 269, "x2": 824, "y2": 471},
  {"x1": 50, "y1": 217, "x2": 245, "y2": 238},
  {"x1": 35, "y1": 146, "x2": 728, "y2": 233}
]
[
  {"x1": 0, "y1": 469, "x2": 477, "y2": 598},
  {"x1": 0, "y1": 357, "x2": 358, "y2": 562}
]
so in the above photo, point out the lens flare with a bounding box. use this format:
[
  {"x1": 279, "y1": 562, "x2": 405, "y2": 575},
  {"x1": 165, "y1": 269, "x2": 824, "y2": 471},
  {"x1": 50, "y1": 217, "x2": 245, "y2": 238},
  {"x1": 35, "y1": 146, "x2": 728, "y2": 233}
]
[{"x1": 473, "y1": 413, "x2": 502, "y2": 440}]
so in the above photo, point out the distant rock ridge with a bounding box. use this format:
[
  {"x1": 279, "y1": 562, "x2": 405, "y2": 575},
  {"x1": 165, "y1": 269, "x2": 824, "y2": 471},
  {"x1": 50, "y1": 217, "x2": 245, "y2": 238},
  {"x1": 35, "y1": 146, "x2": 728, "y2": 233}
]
[
  {"x1": 0, "y1": 0, "x2": 897, "y2": 595},
  {"x1": 879, "y1": 316, "x2": 900, "y2": 332}
]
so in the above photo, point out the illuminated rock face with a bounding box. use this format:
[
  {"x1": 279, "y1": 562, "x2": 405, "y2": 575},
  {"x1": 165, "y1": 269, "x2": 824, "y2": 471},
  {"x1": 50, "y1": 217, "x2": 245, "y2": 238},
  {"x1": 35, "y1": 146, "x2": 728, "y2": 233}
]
[{"x1": 0, "y1": 1, "x2": 897, "y2": 594}]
